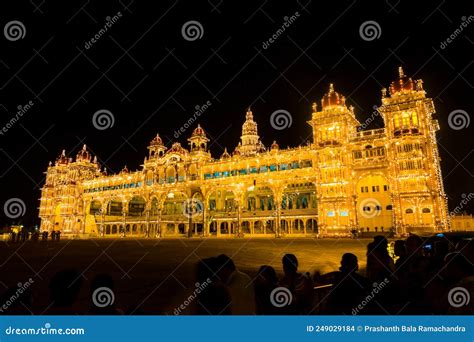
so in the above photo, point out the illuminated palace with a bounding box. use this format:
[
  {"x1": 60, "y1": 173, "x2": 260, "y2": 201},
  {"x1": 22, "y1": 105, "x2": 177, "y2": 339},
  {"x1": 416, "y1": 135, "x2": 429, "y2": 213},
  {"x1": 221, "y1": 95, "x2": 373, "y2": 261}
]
[{"x1": 39, "y1": 68, "x2": 449, "y2": 237}]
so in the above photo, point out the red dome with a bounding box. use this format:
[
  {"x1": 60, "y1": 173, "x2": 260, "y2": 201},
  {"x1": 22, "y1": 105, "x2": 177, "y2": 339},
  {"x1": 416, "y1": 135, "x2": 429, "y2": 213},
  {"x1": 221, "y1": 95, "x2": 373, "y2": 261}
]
[
  {"x1": 168, "y1": 142, "x2": 188, "y2": 154},
  {"x1": 150, "y1": 134, "x2": 163, "y2": 146},
  {"x1": 76, "y1": 144, "x2": 91, "y2": 162},
  {"x1": 321, "y1": 84, "x2": 345, "y2": 109},
  {"x1": 192, "y1": 124, "x2": 206, "y2": 137},
  {"x1": 389, "y1": 67, "x2": 414, "y2": 94},
  {"x1": 55, "y1": 150, "x2": 69, "y2": 165}
]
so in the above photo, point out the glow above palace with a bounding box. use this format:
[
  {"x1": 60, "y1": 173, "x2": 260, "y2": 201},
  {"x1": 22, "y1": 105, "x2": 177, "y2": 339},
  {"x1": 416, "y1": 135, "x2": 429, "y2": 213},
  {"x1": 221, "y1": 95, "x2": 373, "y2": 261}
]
[{"x1": 39, "y1": 67, "x2": 449, "y2": 237}]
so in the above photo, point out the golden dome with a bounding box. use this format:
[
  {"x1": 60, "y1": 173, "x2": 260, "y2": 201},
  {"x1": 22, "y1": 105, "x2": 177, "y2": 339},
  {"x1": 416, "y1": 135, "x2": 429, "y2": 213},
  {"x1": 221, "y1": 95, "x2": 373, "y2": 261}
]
[
  {"x1": 191, "y1": 124, "x2": 206, "y2": 137},
  {"x1": 168, "y1": 142, "x2": 188, "y2": 155},
  {"x1": 389, "y1": 66, "x2": 414, "y2": 94},
  {"x1": 55, "y1": 150, "x2": 69, "y2": 165},
  {"x1": 76, "y1": 144, "x2": 91, "y2": 162},
  {"x1": 149, "y1": 134, "x2": 163, "y2": 146},
  {"x1": 321, "y1": 84, "x2": 346, "y2": 109}
]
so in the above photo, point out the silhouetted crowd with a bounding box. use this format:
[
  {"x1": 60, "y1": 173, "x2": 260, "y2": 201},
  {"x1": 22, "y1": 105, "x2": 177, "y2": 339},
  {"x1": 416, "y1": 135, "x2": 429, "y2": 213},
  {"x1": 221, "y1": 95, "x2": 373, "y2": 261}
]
[
  {"x1": 9, "y1": 230, "x2": 61, "y2": 242},
  {"x1": 1, "y1": 234, "x2": 473, "y2": 315}
]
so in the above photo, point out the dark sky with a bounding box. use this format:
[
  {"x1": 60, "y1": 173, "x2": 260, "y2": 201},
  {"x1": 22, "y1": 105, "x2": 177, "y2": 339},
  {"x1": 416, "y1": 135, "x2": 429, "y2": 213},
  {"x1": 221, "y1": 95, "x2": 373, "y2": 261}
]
[{"x1": 1, "y1": 0, "x2": 473, "y2": 226}]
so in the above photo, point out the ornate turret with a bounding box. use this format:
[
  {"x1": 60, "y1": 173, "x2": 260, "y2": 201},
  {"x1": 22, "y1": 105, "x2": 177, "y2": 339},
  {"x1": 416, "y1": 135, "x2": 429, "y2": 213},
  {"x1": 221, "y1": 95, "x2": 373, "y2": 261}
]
[
  {"x1": 148, "y1": 134, "x2": 167, "y2": 158},
  {"x1": 309, "y1": 83, "x2": 359, "y2": 147},
  {"x1": 220, "y1": 148, "x2": 231, "y2": 159},
  {"x1": 321, "y1": 83, "x2": 346, "y2": 109},
  {"x1": 188, "y1": 124, "x2": 209, "y2": 153},
  {"x1": 389, "y1": 66, "x2": 415, "y2": 95},
  {"x1": 271, "y1": 140, "x2": 279, "y2": 151},
  {"x1": 167, "y1": 142, "x2": 188, "y2": 155},
  {"x1": 55, "y1": 150, "x2": 70, "y2": 166},
  {"x1": 76, "y1": 144, "x2": 91, "y2": 162},
  {"x1": 238, "y1": 108, "x2": 265, "y2": 156},
  {"x1": 233, "y1": 142, "x2": 241, "y2": 156}
]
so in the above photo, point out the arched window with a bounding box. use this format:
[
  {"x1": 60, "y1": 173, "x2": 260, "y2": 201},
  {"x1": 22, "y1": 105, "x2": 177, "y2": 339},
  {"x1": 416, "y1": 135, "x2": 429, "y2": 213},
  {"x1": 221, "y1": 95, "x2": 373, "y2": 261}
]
[
  {"x1": 405, "y1": 208, "x2": 414, "y2": 214},
  {"x1": 386, "y1": 205, "x2": 393, "y2": 210},
  {"x1": 422, "y1": 208, "x2": 431, "y2": 213}
]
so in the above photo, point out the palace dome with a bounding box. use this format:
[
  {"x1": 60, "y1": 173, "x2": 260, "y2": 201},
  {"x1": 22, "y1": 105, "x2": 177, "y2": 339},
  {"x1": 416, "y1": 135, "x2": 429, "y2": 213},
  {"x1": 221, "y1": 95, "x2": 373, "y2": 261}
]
[
  {"x1": 149, "y1": 134, "x2": 163, "y2": 146},
  {"x1": 389, "y1": 66, "x2": 414, "y2": 94},
  {"x1": 168, "y1": 142, "x2": 188, "y2": 155},
  {"x1": 55, "y1": 150, "x2": 69, "y2": 165},
  {"x1": 191, "y1": 124, "x2": 206, "y2": 137},
  {"x1": 76, "y1": 144, "x2": 91, "y2": 162},
  {"x1": 321, "y1": 84, "x2": 346, "y2": 109}
]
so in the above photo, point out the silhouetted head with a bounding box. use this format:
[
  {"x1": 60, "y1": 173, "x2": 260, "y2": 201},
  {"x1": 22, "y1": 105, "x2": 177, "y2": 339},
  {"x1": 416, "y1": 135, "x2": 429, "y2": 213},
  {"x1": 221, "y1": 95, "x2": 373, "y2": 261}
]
[
  {"x1": 216, "y1": 254, "x2": 236, "y2": 283},
  {"x1": 406, "y1": 234, "x2": 423, "y2": 255},
  {"x1": 340, "y1": 253, "x2": 358, "y2": 273},
  {"x1": 374, "y1": 235, "x2": 388, "y2": 248},
  {"x1": 197, "y1": 257, "x2": 219, "y2": 283},
  {"x1": 49, "y1": 269, "x2": 83, "y2": 307},
  {"x1": 282, "y1": 254, "x2": 298, "y2": 276},
  {"x1": 256, "y1": 265, "x2": 278, "y2": 285},
  {"x1": 394, "y1": 240, "x2": 407, "y2": 257}
]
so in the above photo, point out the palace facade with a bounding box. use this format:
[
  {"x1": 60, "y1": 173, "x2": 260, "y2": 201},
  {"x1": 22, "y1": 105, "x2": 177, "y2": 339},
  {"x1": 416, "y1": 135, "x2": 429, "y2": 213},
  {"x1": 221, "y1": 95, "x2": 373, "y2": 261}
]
[{"x1": 38, "y1": 67, "x2": 449, "y2": 237}]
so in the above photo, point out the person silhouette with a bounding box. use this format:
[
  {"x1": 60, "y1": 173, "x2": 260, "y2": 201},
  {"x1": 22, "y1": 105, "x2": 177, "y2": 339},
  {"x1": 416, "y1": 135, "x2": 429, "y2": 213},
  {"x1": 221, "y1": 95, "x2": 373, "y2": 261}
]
[
  {"x1": 45, "y1": 269, "x2": 83, "y2": 314},
  {"x1": 195, "y1": 257, "x2": 231, "y2": 315},
  {"x1": 216, "y1": 254, "x2": 255, "y2": 315},
  {"x1": 325, "y1": 253, "x2": 370, "y2": 315},
  {"x1": 88, "y1": 274, "x2": 122, "y2": 314},
  {"x1": 280, "y1": 254, "x2": 313, "y2": 314},
  {"x1": 254, "y1": 265, "x2": 279, "y2": 314}
]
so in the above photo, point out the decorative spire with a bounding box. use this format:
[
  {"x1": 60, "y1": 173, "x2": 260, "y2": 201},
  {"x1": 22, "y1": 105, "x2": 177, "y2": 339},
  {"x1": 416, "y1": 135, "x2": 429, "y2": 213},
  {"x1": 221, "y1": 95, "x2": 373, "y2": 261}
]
[
  {"x1": 220, "y1": 148, "x2": 231, "y2": 159},
  {"x1": 398, "y1": 66, "x2": 405, "y2": 78}
]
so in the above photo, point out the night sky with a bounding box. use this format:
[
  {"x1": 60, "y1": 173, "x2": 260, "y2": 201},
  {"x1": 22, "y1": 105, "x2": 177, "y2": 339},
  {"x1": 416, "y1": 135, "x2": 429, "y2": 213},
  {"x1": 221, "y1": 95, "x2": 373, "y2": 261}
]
[{"x1": 1, "y1": 0, "x2": 473, "y2": 226}]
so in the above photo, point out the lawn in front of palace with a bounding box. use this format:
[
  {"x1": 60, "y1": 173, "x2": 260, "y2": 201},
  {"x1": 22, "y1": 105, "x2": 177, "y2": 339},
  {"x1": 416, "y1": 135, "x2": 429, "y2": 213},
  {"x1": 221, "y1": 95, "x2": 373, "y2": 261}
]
[{"x1": 0, "y1": 238, "x2": 371, "y2": 314}]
